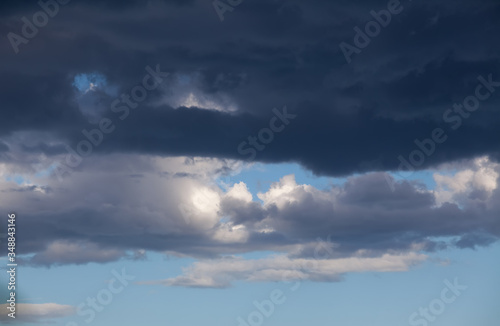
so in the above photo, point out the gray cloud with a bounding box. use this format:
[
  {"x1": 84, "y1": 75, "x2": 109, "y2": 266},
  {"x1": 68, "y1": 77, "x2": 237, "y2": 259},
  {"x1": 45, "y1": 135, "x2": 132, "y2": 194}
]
[{"x1": 0, "y1": 153, "x2": 498, "y2": 267}]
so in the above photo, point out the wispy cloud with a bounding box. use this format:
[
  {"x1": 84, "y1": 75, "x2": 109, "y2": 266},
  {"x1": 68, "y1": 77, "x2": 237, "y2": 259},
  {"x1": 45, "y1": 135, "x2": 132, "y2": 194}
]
[
  {"x1": 139, "y1": 252, "x2": 427, "y2": 288},
  {"x1": 0, "y1": 303, "x2": 75, "y2": 323}
]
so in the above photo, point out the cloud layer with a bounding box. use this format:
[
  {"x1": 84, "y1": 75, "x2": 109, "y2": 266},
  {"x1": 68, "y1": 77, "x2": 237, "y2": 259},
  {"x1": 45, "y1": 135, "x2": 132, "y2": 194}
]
[
  {"x1": 141, "y1": 252, "x2": 427, "y2": 288},
  {"x1": 1, "y1": 153, "x2": 499, "y2": 269},
  {"x1": 1, "y1": 0, "x2": 500, "y2": 176}
]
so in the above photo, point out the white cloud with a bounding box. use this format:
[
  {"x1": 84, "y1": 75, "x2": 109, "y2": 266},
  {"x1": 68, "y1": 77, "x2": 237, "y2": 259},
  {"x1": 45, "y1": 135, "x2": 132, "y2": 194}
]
[
  {"x1": 141, "y1": 252, "x2": 427, "y2": 288},
  {"x1": 257, "y1": 174, "x2": 332, "y2": 209},
  {"x1": 0, "y1": 303, "x2": 75, "y2": 323},
  {"x1": 226, "y1": 182, "x2": 253, "y2": 202},
  {"x1": 433, "y1": 156, "x2": 499, "y2": 206},
  {"x1": 212, "y1": 223, "x2": 249, "y2": 244}
]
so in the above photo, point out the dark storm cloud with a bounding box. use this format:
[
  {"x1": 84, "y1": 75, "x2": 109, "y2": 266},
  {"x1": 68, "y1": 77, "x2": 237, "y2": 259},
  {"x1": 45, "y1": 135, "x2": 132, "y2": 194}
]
[
  {"x1": 0, "y1": 142, "x2": 9, "y2": 152},
  {"x1": 2, "y1": 0, "x2": 500, "y2": 176},
  {"x1": 0, "y1": 0, "x2": 194, "y2": 16}
]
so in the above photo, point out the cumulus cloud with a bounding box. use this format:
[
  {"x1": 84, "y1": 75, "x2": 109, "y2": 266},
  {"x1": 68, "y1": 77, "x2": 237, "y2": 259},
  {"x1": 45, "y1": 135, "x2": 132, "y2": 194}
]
[
  {"x1": 0, "y1": 151, "x2": 498, "y2": 267},
  {"x1": 433, "y1": 156, "x2": 499, "y2": 206}
]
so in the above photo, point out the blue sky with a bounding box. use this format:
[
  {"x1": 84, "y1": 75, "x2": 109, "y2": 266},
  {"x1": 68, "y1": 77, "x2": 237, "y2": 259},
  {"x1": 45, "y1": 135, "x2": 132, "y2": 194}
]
[{"x1": 5, "y1": 243, "x2": 500, "y2": 326}]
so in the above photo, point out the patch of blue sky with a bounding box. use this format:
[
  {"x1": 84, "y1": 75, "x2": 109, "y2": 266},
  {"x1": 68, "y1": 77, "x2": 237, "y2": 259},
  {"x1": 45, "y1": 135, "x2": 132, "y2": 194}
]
[
  {"x1": 5, "y1": 174, "x2": 28, "y2": 185},
  {"x1": 73, "y1": 73, "x2": 107, "y2": 93},
  {"x1": 218, "y1": 162, "x2": 447, "y2": 201}
]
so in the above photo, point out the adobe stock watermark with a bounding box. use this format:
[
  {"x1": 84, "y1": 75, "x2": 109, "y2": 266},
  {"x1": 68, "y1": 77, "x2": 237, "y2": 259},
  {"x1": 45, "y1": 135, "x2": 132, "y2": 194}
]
[
  {"x1": 212, "y1": 0, "x2": 244, "y2": 22},
  {"x1": 49, "y1": 64, "x2": 169, "y2": 181},
  {"x1": 237, "y1": 236, "x2": 334, "y2": 326},
  {"x1": 391, "y1": 74, "x2": 500, "y2": 187},
  {"x1": 339, "y1": 0, "x2": 404, "y2": 64},
  {"x1": 65, "y1": 268, "x2": 135, "y2": 326},
  {"x1": 409, "y1": 278, "x2": 467, "y2": 326},
  {"x1": 7, "y1": 0, "x2": 71, "y2": 54}
]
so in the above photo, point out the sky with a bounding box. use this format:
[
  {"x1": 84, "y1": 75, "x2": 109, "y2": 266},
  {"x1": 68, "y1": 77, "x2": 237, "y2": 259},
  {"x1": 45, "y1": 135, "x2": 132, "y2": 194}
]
[{"x1": 0, "y1": 0, "x2": 500, "y2": 325}]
